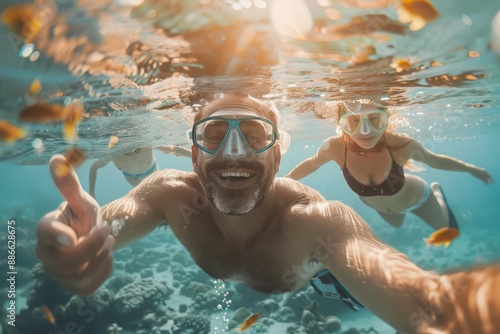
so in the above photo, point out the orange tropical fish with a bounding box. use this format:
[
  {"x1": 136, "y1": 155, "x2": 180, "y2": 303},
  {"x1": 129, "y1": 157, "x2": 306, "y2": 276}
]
[
  {"x1": 108, "y1": 135, "x2": 119, "y2": 148},
  {"x1": 55, "y1": 148, "x2": 87, "y2": 178},
  {"x1": 396, "y1": 59, "x2": 412, "y2": 71},
  {"x1": 1, "y1": 4, "x2": 43, "y2": 41},
  {"x1": 0, "y1": 121, "x2": 25, "y2": 143},
  {"x1": 18, "y1": 103, "x2": 68, "y2": 123},
  {"x1": 65, "y1": 148, "x2": 86, "y2": 167},
  {"x1": 19, "y1": 101, "x2": 85, "y2": 140},
  {"x1": 424, "y1": 227, "x2": 460, "y2": 248},
  {"x1": 397, "y1": 0, "x2": 439, "y2": 31},
  {"x1": 62, "y1": 102, "x2": 85, "y2": 141},
  {"x1": 238, "y1": 313, "x2": 260, "y2": 332},
  {"x1": 401, "y1": 0, "x2": 439, "y2": 22},
  {"x1": 29, "y1": 78, "x2": 43, "y2": 96},
  {"x1": 42, "y1": 305, "x2": 56, "y2": 325}
]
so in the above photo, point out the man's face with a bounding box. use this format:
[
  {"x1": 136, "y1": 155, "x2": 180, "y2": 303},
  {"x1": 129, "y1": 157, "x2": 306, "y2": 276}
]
[{"x1": 192, "y1": 108, "x2": 280, "y2": 215}]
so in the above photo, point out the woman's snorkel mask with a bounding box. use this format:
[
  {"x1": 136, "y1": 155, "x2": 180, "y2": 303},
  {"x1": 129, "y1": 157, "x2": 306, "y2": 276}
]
[{"x1": 339, "y1": 100, "x2": 389, "y2": 136}]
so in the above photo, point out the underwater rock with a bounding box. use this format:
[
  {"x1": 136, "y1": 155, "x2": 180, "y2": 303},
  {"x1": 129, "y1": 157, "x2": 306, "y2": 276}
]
[
  {"x1": 65, "y1": 288, "x2": 114, "y2": 316},
  {"x1": 143, "y1": 312, "x2": 158, "y2": 327},
  {"x1": 231, "y1": 306, "x2": 252, "y2": 323},
  {"x1": 180, "y1": 281, "x2": 212, "y2": 298},
  {"x1": 158, "y1": 319, "x2": 175, "y2": 334},
  {"x1": 114, "y1": 279, "x2": 170, "y2": 315},
  {"x1": 255, "y1": 298, "x2": 280, "y2": 315},
  {"x1": 275, "y1": 305, "x2": 296, "y2": 322},
  {"x1": 105, "y1": 273, "x2": 135, "y2": 293},
  {"x1": 140, "y1": 268, "x2": 154, "y2": 278},
  {"x1": 301, "y1": 309, "x2": 315, "y2": 326},
  {"x1": 304, "y1": 319, "x2": 320, "y2": 334},
  {"x1": 172, "y1": 250, "x2": 190, "y2": 266},
  {"x1": 107, "y1": 323, "x2": 123, "y2": 334},
  {"x1": 190, "y1": 289, "x2": 226, "y2": 312},
  {"x1": 227, "y1": 319, "x2": 239, "y2": 331},
  {"x1": 283, "y1": 290, "x2": 311, "y2": 314},
  {"x1": 157, "y1": 262, "x2": 169, "y2": 272},
  {"x1": 114, "y1": 248, "x2": 132, "y2": 261},
  {"x1": 305, "y1": 299, "x2": 320, "y2": 315},
  {"x1": 286, "y1": 323, "x2": 300, "y2": 333},
  {"x1": 324, "y1": 315, "x2": 342, "y2": 333},
  {"x1": 125, "y1": 257, "x2": 151, "y2": 272},
  {"x1": 27, "y1": 264, "x2": 72, "y2": 309},
  {"x1": 172, "y1": 314, "x2": 211, "y2": 334}
]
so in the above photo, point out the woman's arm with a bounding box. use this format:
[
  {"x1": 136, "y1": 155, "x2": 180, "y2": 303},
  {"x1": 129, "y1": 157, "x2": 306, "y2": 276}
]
[
  {"x1": 285, "y1": 138, "x2": 336, "y2": 180},
  {"x1": 89, "y1": 158, "x2": 111, "y2": 198},
  {"x1": 157, "y1": 145, "x2": 192, "y2": 158},
  {"x1": 401, "y1": 138, "x2": 493, "y2": 184}
]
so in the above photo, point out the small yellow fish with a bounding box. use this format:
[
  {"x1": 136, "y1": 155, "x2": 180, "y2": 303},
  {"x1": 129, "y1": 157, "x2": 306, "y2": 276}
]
[
  {"x1": 1, "y1": 4, "x2": 43, "y2": 41},
  {"x1": 0, "y1": 121, "x2": 25, "y2": 144},
  {"x1": 396, "y1": 59, "x2": 412, "y2": 71},
  {"x1": 29, "y1": 78, "x2": 42, "y2": 96},
  {"x1": 62, "y1": 102, "x2": 85, "y2": 141},
  {"x1": 65, "y1": 148, "x2": 86, "y2": 168},
  {"x1": 424, "y1": 227, "x2": 460, "y2": 248},
  {"x1": 18, "y1": 103, "x2": 68, "y2": 123},
  {"x1": 401, "y1": 0, "x2": 439, "y2": 22},
  {"x1": 397, "y1": 0, "x2": 439, "y2": 31},
  {"x1": 19, "y1": 101, "x2": 85, "y2": 141},
  {"x1": 55, "y1": 148, "x2": 87, "y2": 178},
  {"x1": 238, "y1": 313, "x2": 260, "y2": 332},
  {"x1": 41, "y1": 305, "x2": 56, "y2": 325},
  {"x1": 108, "y1": 135, "x2": 119, "y2": 148}
]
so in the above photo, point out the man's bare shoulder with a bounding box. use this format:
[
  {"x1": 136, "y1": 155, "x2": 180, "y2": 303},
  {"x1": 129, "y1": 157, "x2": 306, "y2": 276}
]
[
  {"x1": 135, "y1": 169, "x2": 201, "y2": 197},
  {"x1": 275, "y1": 177, "x2": 325, "y2": 205},
  {"x1": 274, "y1": 178, "x2": 350, "y2": 223},
  {"x1": 273, "y1": 180, "x2": 354, "y2": 244}
]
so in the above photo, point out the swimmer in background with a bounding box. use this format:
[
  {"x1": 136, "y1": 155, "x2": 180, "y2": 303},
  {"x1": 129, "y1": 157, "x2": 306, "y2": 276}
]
[
  {"x1": 89, "y1": 145, "x2": 191, "y2": 198},
  {"x1": 286, "y1": 99, "x2": 493, "y2": 231}
]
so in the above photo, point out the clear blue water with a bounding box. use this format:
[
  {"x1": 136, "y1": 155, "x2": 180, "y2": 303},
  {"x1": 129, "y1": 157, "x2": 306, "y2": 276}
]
[{"x1": 1, "y1": 0, "x2": 500, "y2": 333}]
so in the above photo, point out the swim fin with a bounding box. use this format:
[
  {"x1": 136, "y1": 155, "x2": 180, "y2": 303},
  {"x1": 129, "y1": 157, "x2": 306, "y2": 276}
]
[{"x1": 440, "y1": 187, "x2": 459, "y2": 230}]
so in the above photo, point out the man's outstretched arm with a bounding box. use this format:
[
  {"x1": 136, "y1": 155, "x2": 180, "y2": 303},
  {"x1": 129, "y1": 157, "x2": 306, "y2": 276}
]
[{"x1": 305, "y1": 201, "x2": 500, "y2": 333}]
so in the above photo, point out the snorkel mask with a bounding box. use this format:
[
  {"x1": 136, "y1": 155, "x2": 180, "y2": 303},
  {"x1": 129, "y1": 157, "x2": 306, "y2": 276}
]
[
  {"x1": 339, "y1": 100, "x2": 389, "y2": 136},
  {"x1": 187, "y1": 109, "x2": 291, "y2": 159}
]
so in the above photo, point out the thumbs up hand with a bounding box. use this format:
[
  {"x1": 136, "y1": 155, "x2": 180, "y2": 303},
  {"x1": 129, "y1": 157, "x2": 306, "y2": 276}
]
[{"x1": 36, "y1": 155, "x2": 115, "y2": 296}]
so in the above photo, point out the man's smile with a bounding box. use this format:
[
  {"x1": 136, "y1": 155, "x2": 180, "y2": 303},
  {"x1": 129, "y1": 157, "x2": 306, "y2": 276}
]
[{"x1": 212, "y1": 170, "x2": 257, "y2": 188}]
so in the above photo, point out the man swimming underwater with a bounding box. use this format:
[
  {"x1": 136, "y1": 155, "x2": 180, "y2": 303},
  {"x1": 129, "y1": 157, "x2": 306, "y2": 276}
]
[{"x1": 36, "y1": 94, "x2": 500, "y2": 333}]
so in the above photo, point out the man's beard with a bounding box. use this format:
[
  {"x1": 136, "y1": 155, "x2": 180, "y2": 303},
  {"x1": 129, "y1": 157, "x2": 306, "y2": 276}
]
[{"x1": 197, "y1": 160, "x2": 274, "y2": 215}]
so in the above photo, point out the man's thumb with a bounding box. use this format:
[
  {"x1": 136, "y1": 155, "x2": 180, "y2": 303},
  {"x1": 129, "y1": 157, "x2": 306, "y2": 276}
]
[{"x1": 49, "y1": 154, "x2": 86, "y2": 209}]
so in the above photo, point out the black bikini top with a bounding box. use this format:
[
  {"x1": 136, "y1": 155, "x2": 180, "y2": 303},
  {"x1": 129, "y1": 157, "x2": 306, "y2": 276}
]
[{"x1": 342, "y1": 142, "x2": 404, "y2": 197}]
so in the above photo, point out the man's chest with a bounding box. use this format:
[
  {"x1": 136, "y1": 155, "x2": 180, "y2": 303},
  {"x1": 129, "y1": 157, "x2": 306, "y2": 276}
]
[{"x1": 171, "y1": 221, "x2": 321, "y2": 292}]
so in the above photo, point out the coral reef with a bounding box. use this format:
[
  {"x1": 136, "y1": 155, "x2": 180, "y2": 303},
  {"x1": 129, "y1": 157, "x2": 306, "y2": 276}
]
[
  {"x1": 324, "y1": 315, "x2": 342, "y2": 333},
  {"x1": 172, "y1": 314, "x2": 211, "y2": 334},
  {"x1": 114, "y1": 279, "x2": 171, "y2": 316}
]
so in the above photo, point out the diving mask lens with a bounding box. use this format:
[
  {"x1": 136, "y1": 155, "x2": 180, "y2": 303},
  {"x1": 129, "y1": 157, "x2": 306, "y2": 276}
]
[
  {"x1": 190, "y1": 116, "x2": 278, "y2": 155},
  {"x1": 340, "y1": 110, "x2": 388, "y2": 135}
]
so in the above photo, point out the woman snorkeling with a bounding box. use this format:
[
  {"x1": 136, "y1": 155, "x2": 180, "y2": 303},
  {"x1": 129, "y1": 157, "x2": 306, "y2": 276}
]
[
  {"x1": 89, "y1": 145, "x2": 191, "y2": 198},
  {"x1": 286, "y1": 99, "x2": 493, "y2": 230}
]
